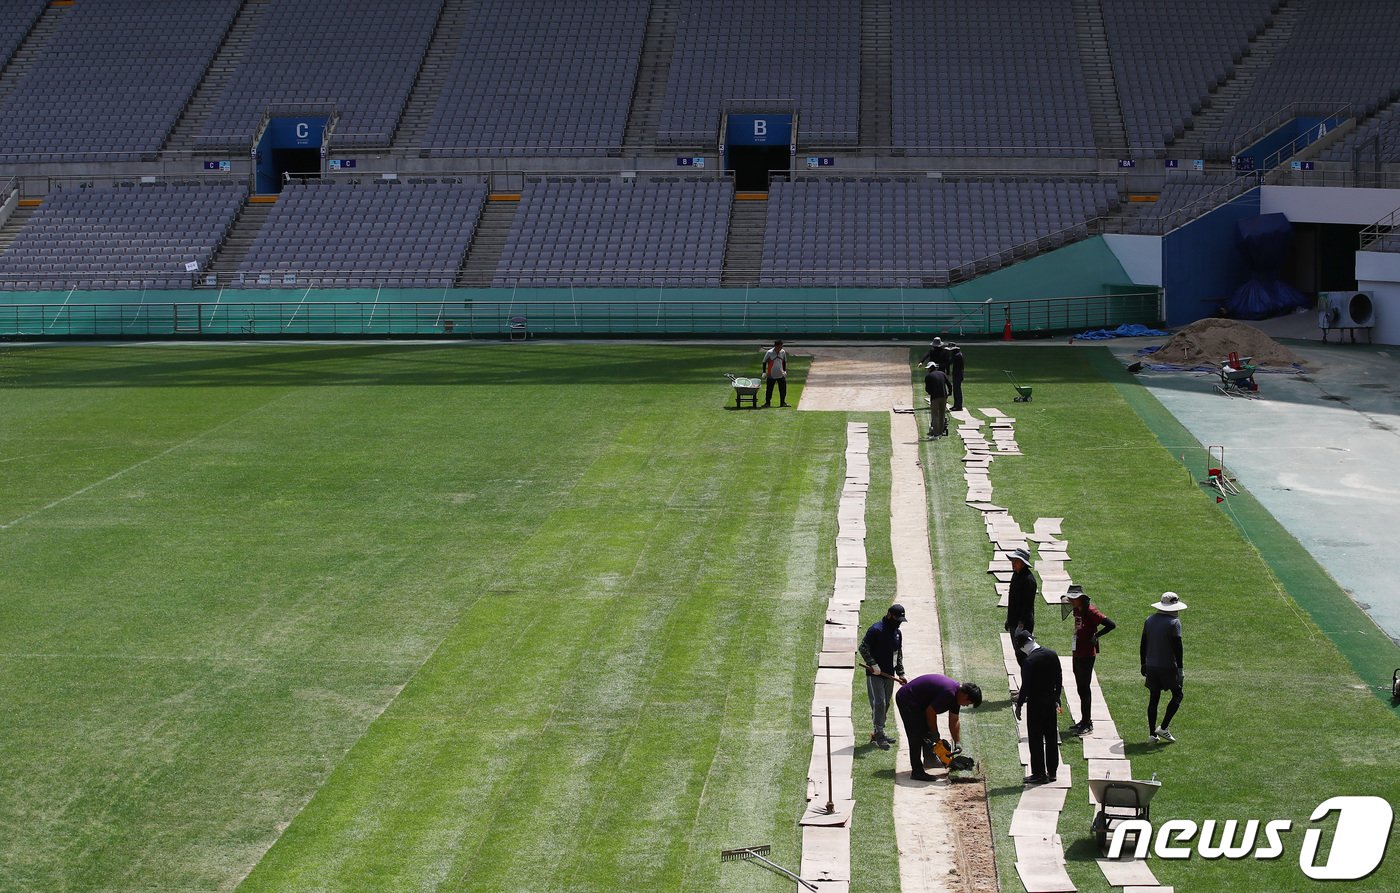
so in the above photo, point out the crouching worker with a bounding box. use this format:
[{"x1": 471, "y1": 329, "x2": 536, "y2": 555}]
[{"x1": 894, "y1": 673, "x2": 982, "y2": 781}]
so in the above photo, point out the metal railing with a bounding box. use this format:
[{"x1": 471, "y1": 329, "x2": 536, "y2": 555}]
[
  {"x1": 1260, "y1": 104, "x2": 1353, "y2": 170},
  {"x1": 1360, "y1": 205, "x2": 1400, "y2": 252},
  {"x1": 1210, "y1": 102, "x2": 1354, "y2": 161},
  {"x1": 0, "y1": 291, "x2": 1160, "y2": 339}
]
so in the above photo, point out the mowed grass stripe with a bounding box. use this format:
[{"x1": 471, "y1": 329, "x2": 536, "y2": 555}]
[
  {"x1": 225, "y1": 352, "x2": 843, "y2": 891},
  {"x1": 928, "y1": 346, "x2": 1400, "y2": 893},
  {"x1": 0, "y1": 345, "x2": 842, "y2": 892}
]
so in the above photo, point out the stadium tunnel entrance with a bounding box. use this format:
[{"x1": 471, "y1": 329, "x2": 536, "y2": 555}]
[
  {"x1": 1288, "y1": 222, "x2": 1364, "y2": 296},
  {"x1": 723, "y1": 113, "x2": 793, "y2": 191},
  {"x1": 253, "y1": 115, "x2": 327, "y2": 195},
  {"x1": 727, "y1": 145, "x2": 790, "y2": 191}
]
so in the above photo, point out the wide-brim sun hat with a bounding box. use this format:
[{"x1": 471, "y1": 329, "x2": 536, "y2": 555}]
[
  {"x1": 1009, "y1": 547, "x2": 1031, "y2": 565},
  {"x1": 1151, "y1": 591, "x2": 1187, "y2": 612}
]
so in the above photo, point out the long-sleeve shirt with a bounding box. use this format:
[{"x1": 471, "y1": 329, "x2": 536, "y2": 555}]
[
  {"x1": 858, "y1": 619, "x2": 903, "y2": 676},
  {"x1": 1016, "y1": 646, "x2": 1063, "y2": 707},
  {"x1": 924, "y1": 369, "x2": 950, "y2": 399},
  {"x1": 1140, "y1": 613, "x2": 1184, "y2": 670},
  {"x1": 1005, "y1": 566, "x2": 1037, "y2": 634}
]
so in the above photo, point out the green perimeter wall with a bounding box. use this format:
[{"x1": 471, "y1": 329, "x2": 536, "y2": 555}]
[{"x1": 0, "y1": 237, "x2": 1153, "y2": 338}]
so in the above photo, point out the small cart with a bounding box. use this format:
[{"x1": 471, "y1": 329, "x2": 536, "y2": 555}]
[
  {"x1": 726, "y1": 373, "x2": 762, "y2": 408},
  {"x1": 1003, "y1": 370, "x2": 1033, "y2": 402},
  {"x1": 1089, "y1": 777, "x2": 1162, "y2": 854}
]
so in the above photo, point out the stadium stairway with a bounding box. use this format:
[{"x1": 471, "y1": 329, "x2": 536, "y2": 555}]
[
  {"x1": 1071, "y1": 0, "x2": 1129, "y2": 158},
  {"x1": 721, "y1": 194, "x2": 768, "y2": 288},
  {"x1": 622, "y1": 0, "x2": 680, "y2": 153},
  {"x1": 859, "y1": 0, "x2": 892, "y2": 150},
  {"x1": 0, "y1": 202, "x2": 37, "y2": 257},
  {"x1": 393, "y1": 0, "x2": 472, "y2": 153},
  {"x1": 205, "y1": 198, "x2": 274, "y2": 287},
  {"x1": 0, "y1": 1, "x2": 66, "y2": 108},
  {"x1": 1172, "y1": 0, "x2": 1307, "y2": 161},
  {"x1": 164, "y1": 0, "x2": 269, "y2": 155},
  {"x1": 456, "y1": 195, "x2": 518, "y2": 287}
]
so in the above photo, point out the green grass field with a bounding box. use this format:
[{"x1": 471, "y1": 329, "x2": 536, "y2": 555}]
[
  {"x1": 2, "y1": 342, "x2": 1398, "y2": 892},
  {"x1": 928, "y1": 347, "x2": 1400, "y2": 892}
]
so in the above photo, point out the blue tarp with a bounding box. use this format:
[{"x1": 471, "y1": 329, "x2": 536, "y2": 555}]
[
  {"x1": 1226, "y1": 214, "x2": 1307, "y2": 319},
  {"x1": 1075, "y1": 324, "x2": 1168, "y2": 340}
]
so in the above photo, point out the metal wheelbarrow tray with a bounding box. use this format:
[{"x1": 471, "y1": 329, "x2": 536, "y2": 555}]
[{"x1": 726, "y1": 373, "x2": 762, "y2": 408}]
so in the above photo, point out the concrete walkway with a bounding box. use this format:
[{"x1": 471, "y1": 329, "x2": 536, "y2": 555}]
[{"x1": 1104, "y1": 314, "x2": 1400, "y2": 642}]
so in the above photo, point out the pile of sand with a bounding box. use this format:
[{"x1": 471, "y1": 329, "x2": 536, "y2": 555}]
[{"x1": 1147, "y1": 318, "x2": 1306, "y2": 368}]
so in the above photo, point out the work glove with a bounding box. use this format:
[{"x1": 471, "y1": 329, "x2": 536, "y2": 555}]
[
  {"x1": 868, "y1": 663, "x2": 881, "y2": 676},
  {"x1": 1014, "y1": 703, "x2": 1022, "y2": 721}
]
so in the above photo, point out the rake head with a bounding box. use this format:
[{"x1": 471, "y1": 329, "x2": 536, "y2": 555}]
[{"x1": 720, "y1": 844, "x2": 771, "y2": 862}]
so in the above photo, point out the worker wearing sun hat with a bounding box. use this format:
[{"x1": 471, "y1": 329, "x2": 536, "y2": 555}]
[
  {"x1": 1004, "y1": 547, "x2": 1037, "y2": 666},
  {"x1": 1141, "y1": 591, "x2": 1187, "y2": 743}
]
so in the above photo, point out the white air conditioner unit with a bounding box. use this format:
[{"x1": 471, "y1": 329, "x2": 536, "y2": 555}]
[{"x1": 1318, "y1": 291, "x2": 1375, "y2": 329}]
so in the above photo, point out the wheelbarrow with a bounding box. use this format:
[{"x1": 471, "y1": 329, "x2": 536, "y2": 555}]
[
  {"x1": 1089, "y1": 776, "x2": 1162, "y2": 855},
  {"x1": 1003, "y1": 370, "x2": 1033, "y2": 402},
  {"x1": 1216, "y1": 352, "x2": 1259, "y2": 399},
  {"x1": 726, "y1": 373, "x2": 762, "y2": 409}
]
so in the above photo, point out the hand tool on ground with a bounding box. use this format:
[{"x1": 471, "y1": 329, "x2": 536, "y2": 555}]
[
  {"x1": 858, "y1": 662, "x2": 907, "y2": 684},
  {"x1": 720, "y1": 845, "x2": 818, "y2": 891}
]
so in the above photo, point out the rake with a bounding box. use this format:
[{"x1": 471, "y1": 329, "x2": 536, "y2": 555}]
[{"x1": 719, "y1": 845, "x2": 818, "y2": 891}]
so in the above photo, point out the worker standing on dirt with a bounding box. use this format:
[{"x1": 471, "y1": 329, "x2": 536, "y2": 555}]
[
  {"x1": 924, "y1": 363, "x2": 950, "y2": 438},
  {"x1": 1141, "y1": 591, "x2": 1187, "y2": 743},
  {"x1": 1014, "y1": 631, "x2": 1062, "y2": 786},
  {"x1": 1005, "y1": 547, "x2": 1037, "y2": 665},
  {"x1": 895, "y1": 674, "x2": 982, "y2": 781},
  {"x1": 1064, "y1": 584, "x2": 1115, "y2": 736},
  {"x1": 858, "y1": 604, "x2": 908, "y2": 750},
  {"x1": 760, "y1": 339, "x2": 789, "y2": 407}
]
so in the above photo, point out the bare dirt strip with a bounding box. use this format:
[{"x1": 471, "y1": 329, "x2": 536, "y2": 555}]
[{"x1": 799, "y1": 346, "x2": 998, "y2": 893}]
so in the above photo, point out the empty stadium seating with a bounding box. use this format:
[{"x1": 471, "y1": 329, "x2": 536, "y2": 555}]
[
  {"x1": 0, "y1": 183, "x2": 245, "y2": 290},
  {"x1": 1322, "y1": 102, "x2": 1400, "y2": 165},
  {"x1": 198, "y1": 0, "x2": 442, "y2": 149},
  {"x1": 658, "y1": 0, "x2": 860, "y2": 146},
  {"x1": 891, "y1": 0, "x2": 1096, "y2": 155},
  {"x1": 494, "y1": 178, "x2": 731, "y2": 287},
  {"x1": 422, "y1": 0, "x2": 650, "y2": 156},
  {"x1": 236, "y1": 180, "x2": 487, "y2": 288},
  {"x1": 761, "y1": 178, "x2": 1121, "y2": 286},
  {"x1": 1214, "y1": 0, "x2": 1400, "y2": 149},
  {"x1": 1101, "y1": 0, "x2": 1276, "y2": 154},
  {"x1": 0, "y1": 0, "x2": 240, "y2": 162},
  {"x1": 0, "y1": 0, "x2": 46, "y2": 73}
]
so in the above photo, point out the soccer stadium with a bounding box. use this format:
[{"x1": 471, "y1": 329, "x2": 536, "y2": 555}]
[{"x1": 2, "y1": 1, "x2": 1400, "y2": 891}]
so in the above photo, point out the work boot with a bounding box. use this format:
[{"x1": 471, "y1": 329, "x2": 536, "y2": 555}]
[{"x1": 1023, "y1": 774, "x2": 1050, "y2": 786}]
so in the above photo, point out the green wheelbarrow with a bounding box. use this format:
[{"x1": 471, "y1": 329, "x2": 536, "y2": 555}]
[{"x1": 1003, "y1": 370, "x2": 1033, "y2": 402}]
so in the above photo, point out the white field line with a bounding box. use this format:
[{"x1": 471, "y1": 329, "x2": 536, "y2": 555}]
[{"x1": 0, "y1": 392, "x2": 293, "y2": 532}]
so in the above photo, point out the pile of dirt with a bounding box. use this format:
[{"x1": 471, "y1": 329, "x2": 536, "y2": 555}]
[{"x1": 1148, "y1": 318, "x2": 1307, "y2": 368}]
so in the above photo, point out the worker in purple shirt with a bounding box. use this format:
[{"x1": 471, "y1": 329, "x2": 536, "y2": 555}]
[{"x1": 894, "y1": 673, "x2": 982, "y2": 781}]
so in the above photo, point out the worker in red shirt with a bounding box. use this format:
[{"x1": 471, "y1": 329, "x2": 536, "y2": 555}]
[{"x1": 1064, "y1": 584, "x2": 1115, "y2": 736}]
